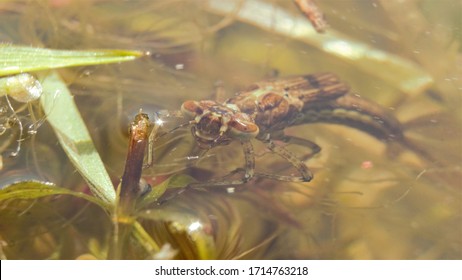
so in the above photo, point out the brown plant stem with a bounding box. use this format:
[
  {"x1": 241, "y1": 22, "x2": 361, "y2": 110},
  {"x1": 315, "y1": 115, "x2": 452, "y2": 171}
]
[
  {"x1": 110, "y1": 111, "x2": 150, "y2": 259},
  {"x1": 118, "y1": 111, "x2": 150, "y2": 214}
]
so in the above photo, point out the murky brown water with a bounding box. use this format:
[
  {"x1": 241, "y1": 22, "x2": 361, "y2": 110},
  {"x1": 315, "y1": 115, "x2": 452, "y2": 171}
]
[{"x1": 1, "y1": 0, "x2": 461, "y2": 259}]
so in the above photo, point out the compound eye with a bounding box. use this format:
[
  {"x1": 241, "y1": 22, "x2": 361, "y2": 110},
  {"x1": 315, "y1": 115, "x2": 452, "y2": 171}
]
[
  {"x1": 228, "y1": 118, "x2": 259, "y2": 140},
  {"x1": 181, "y1": 100, "x2": 203, "y2": 119}
]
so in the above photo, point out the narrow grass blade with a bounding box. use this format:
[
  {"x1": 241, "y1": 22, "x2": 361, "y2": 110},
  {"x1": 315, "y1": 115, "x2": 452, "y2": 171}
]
[
  {"x1": 0, "y1": 44, "x2": 143, "y2": 76},
  {"x1": 40, "y1": 71, "x2": 116, "y2": 205},
  {"x1": 0, "y1": 181, "x2": 109, "y2": 209}
]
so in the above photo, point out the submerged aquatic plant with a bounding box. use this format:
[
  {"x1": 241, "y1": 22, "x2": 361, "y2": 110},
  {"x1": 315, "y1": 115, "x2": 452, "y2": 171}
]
[
  {"x1": 0, "y1": 0, "x2": 460, "y2": 260},
  {"x1": 0, "y1": 45, "x2": 276, "y2": 259}
]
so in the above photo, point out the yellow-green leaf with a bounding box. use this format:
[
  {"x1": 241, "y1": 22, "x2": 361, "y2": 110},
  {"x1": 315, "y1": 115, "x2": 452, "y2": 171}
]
[
  {"x1": 138, "y1": 174, "x2": 196, "y2": 209},
  {"x1": 0, "y1": 181, "x2": 109, "y2": 209},
  {"x1": 0, "y1": 44, "x2": 143, "y2": 76},
  {"x1": 40, "y1": 71, "x2": 116, "y2": 206}
]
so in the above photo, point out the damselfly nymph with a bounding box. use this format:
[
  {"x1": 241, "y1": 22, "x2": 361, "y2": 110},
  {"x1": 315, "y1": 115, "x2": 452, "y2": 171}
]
[{"x1": 146, "y1": 72, "x2": 432, "y2": 188}]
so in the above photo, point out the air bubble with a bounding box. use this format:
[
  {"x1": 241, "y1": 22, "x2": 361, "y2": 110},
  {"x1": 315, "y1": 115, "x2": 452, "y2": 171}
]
[{"x1": 0, "y1": 73, "x2": 43, "y2": 103}]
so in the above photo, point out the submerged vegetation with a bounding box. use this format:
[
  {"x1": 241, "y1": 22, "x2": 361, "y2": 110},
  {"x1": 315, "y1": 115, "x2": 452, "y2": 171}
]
[{"x1": 0, "y1": 0, "x2": 461, "y2": 259}]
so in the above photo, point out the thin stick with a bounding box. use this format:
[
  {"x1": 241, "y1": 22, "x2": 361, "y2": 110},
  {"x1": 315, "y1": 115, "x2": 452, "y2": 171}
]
[{"x1": 294, "y1": 0, "x2": 328, "y2": 33}]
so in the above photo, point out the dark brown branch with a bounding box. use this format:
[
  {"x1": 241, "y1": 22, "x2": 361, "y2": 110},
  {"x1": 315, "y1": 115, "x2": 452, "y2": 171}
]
[{"x1": 119, "y1": 111, "x2": 150, "y2": 214}]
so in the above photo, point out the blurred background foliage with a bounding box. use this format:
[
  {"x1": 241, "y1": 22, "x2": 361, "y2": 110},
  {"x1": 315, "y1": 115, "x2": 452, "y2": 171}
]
[{"x1": 0, "y1": 0, "x2": 461, "y2": 259}]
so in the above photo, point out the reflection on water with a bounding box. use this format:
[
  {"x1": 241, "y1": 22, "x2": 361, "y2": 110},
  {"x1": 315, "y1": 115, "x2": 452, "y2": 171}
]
[{"x1": 0, "y1": 0, "x2": 461, "y2": 259}]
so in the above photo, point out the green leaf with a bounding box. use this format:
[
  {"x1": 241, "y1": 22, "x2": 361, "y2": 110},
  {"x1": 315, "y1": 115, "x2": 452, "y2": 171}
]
[
  {"x1": 138, "y1": 174, "x2": 196, "y2": 208},
  {"x1": 40, "y1": 71, "x2": 116, "y2": 206},
  {"x1": 0, "y1": 44, "x2": 143, "y2": 76},
  {"x1": 0, "y1": 181, "x2": 109, "y2": 209}
]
